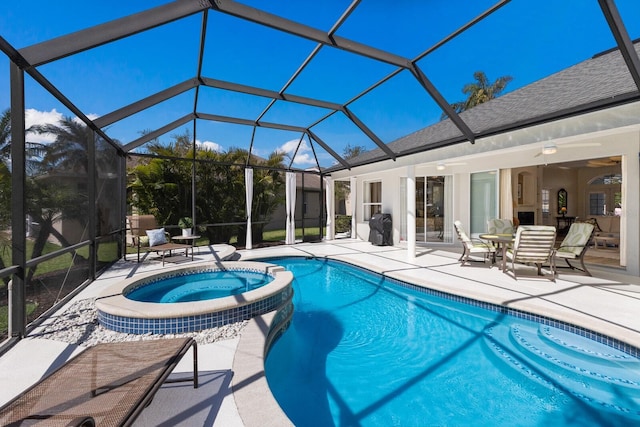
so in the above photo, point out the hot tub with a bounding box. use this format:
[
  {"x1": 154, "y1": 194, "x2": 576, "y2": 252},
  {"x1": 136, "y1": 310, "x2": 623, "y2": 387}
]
[{"x1": 96, "y1": 261, "x2": 293, "y2": 334}]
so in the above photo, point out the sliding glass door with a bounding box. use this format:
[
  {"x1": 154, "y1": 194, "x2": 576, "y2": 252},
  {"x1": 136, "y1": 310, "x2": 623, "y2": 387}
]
[
  {"x1": 401, "y1": 175, "x2": 453, "y2": 244},
  {"x1": 470, "y1": 171, "x2": 498, "y2": 235}
]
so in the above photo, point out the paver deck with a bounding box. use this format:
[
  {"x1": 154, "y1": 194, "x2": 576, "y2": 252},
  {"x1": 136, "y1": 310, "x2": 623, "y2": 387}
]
[{"x1": 2, "y1": 239, "x2": 640, "y2": 426}]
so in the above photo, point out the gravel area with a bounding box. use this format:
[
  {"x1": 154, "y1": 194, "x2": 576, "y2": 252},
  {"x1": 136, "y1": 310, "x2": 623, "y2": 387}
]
[{"x1": 30, "y1": 298, "x2": 248, "y2": 347}]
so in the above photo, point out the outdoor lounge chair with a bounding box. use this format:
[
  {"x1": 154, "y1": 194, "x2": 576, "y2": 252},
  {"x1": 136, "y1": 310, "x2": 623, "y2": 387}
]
[
  {"x1": 126, "y1": 215, "x2": 193, "y2": 265},
  {"x1": 505, "y1": 225, "x2": 557, "y2": 281},
  {"x1": 454, "y1": 220, "x2": 496, "y2": 266},
  {"x1": 554, "y1": 222, "x2": 595, "y2": 276},
  {"x1": 0, "y1": 338, "x2": 198, "y2": 427}
]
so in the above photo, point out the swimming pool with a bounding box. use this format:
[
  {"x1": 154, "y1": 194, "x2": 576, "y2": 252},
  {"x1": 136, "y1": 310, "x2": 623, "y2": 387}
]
[{"x1": 264, "y1": 257, "x2": 640, "y2": 426}]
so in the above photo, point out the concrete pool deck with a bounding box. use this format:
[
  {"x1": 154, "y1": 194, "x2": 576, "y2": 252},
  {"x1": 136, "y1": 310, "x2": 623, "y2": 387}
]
[{"x1": 2, "y1": 239, "x2": 640, "y2": 425}]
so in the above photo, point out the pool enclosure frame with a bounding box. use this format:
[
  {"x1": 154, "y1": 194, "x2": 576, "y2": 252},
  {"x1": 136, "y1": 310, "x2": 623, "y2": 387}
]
[{"x1": 1, "y1": 0, "x2": 640, "y2": 346}]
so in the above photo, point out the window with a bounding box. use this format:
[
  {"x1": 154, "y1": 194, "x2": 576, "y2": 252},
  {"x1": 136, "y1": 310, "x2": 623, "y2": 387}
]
[
  {"x1": 541, "y1": 189, "x2": 549, "y2": 215},
  {"x1": 587, "y1": 173, "x2": 622, "y2": 216},
  {"x1": 589, "y1": 192, "x2": 606, "y2": 215},
  {"x1": 364, "y1": 181, "x2": 382, "y2": 220},
  {"x1": 303, "y1": 191, "x2": 308, "y2": 215}
]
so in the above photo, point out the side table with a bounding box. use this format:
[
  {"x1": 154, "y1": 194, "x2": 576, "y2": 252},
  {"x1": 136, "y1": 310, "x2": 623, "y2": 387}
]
[{"x1": 171, "y1": 235, "x2": 201, "y2": 256}]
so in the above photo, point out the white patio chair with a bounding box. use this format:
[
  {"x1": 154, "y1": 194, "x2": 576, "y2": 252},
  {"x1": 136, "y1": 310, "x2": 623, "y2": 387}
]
[
  {"x1": 505, "y1": 225, "x2": 557, "y2": 281},
  {"x1": 454, "y1": 220, "x2": 496, "y2": 266}
]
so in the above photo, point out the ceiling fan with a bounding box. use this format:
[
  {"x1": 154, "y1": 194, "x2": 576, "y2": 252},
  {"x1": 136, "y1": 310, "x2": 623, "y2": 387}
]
[
  {"x1": 534, "y1": 141, "x2": 601, "y2": 157},
  {"x1": 435, "y1": 161, "x2": 466, "y2": 171},
  {"x1": 587, "y1": 155, "x2": 622, "y2": 167}
]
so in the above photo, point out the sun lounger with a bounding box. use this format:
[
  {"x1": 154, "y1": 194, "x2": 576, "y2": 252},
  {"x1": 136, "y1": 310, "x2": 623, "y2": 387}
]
[
  {"x1": 127, "y1": 215, "x2": 193, "y2": 265},
  {"x1": 0, "y1": 338, "x2": 198, "y2": 427}
]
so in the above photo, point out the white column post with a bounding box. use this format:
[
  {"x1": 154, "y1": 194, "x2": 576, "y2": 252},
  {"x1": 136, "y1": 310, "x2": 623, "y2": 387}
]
[
  {"x1": 350, "y1": 176, "x2": 357, "y2": 240},
  {"x1": 407, "y1": 165, "x2": 416, "y2": 261},
  {"x1": 324, "y1": 177, "x2": 335, "y2": 240},
  {"x1": 244, "y1": 167, "x2": 253, "y2": 250}
]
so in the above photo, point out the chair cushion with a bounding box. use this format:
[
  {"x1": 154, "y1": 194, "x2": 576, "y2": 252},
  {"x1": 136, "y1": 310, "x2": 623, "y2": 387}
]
[
  {"x1": 558, "y1": 223, "x2": 594, "y2": 256},
  {"x1": 146, "y1": 228, "x2": 166, "y2": 247},
  {"x1": 487, "y1": 219, "x2": 513, "y2": 234}
]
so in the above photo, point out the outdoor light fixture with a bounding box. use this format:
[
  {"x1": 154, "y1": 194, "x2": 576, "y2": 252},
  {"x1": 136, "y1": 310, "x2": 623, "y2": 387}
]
[
  {"x1": 542, "y1": 142, "x2": 557, "y2": 155},
  {"x1": 436, "y1": 163, "x2": 446, "y2": 171}
]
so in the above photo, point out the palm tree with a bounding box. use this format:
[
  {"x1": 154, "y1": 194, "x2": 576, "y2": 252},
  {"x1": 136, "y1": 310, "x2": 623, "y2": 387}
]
[
  {"x1": 0, "y1": 109, "x2": 47, "y2": 168},
  {"x1": 343, "y1": 144, "x2": 366, "y2": 160},
  {"x1": 31, "y1": 116, "x2": 92, "y2": 173},
  {"x1": 0, "y1": 110, "x2": 52, "y2": 283},
  {"x1": 441, "y1": 71, "x2": 513, "y2": 120}
]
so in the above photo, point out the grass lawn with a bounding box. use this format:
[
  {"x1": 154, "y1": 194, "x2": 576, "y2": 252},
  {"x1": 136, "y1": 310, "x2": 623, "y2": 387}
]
[
  {"x1": 0, "y1": 302, "x2": 37, "y2": 334},
  {"x1": 1, "y1": 239, "x2": 119, "y2": 279},
  {"x1": 262, "y1": 227, "x2": 321, "y2": 242}
]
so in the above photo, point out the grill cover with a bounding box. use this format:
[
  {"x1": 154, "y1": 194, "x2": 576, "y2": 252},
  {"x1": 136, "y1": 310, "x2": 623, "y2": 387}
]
[{"x1": 368, "y1": 213, "x2": 392, "y2": 246}]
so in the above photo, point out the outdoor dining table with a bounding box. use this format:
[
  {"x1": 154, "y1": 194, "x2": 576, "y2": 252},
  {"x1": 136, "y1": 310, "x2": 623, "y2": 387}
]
[{"x1": 479, "y1": 233, "x2": 515, "y2": 271}]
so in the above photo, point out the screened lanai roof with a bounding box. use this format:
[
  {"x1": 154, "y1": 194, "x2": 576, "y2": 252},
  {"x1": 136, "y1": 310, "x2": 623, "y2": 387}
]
[{"x1": 2, "y1": 0, "x2": 640, "y2": 171}]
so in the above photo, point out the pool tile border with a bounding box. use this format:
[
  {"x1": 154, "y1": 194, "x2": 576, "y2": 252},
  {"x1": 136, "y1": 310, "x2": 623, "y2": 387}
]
[
  {"x1": 95, "y1": 261, "x2": 293, "y2": 334},
  {"x1": 379, "y1": 270, "x2": 640, "y2": 358}
]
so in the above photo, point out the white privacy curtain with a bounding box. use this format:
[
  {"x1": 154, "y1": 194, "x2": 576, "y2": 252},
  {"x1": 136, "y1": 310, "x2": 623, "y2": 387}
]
[
  {"x1": 285, "y1": 171, "x2": 296, "y2": 244},
  {"x1": 499, "y1": 168, "x2": 513, "y2": 221},
  {"x1": 245, "y1": 168, "x2": 253, "y2": 250},
  {"x1": 324, "y1": 176, "x2": 334, "y2": 240},
  {"x1": 350, "y1": 176, "x2": 357, "y2": 238}
]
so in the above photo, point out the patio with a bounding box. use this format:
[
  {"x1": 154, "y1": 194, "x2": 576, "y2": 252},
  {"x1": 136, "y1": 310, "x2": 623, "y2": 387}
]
[{"x1": 2, "y1": 239, "x2": 640, "y2": 426}]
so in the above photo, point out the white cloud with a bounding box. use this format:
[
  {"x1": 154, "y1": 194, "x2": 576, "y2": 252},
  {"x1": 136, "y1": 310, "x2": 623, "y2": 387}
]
[
  {"x1": 278, "y1": 138, "x2": 316, "y2": 167},
  {"x1": 24, "y1": 108, "x2": 101, "y2": 145},
  {"x1": 25, "y1": 108, "x2": 63, "y2": 144},
  {"x1": 279, "y1": 138, "x2": 303, "y2": 154},
  {"x1": 196, "y1": 139, "x2": 223, "y2": 152},
  {"x1": 72, "y1": 114, "x2": 99, "y2": 125}
]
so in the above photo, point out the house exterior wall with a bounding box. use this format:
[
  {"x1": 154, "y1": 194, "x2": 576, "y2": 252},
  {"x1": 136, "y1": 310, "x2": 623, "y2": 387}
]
[{"x1": 330, "y1": 102, "x2": 640, "y2": 277}]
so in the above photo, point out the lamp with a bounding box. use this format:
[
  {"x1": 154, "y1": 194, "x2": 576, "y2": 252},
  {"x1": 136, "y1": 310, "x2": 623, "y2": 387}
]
[
  {"x1": 436, "y1": 163, "x2": 446, "y2": 171},
  {"x1": 542, "y1": 142, "x2": 557, "y2": 155}
]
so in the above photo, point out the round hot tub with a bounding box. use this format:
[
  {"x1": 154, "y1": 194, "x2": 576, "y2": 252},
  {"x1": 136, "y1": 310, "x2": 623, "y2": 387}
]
[{"x1": 96, "y1": 261, "x2": 293, "y2": 334}]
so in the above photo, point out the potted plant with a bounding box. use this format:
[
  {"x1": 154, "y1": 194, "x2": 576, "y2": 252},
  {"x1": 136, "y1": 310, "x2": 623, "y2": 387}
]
[{"x1": 178, "y1": 217, "x2": 193, "y2": 237}]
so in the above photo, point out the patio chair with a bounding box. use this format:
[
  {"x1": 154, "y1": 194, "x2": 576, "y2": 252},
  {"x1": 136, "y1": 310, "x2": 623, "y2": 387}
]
[
  {"x1": 554, "y1": 222, "x2": 595, "y2": 276},
  {"x1": 486, "y1": 218, "x2": 515, "y2": 254},
  {"x1": 0, "y1": 338, "x2": 198, "y2": 426},
  {"x1": 505, "y1": 225, "x2": 557, "y2": 281},
  {"x1": 126, "y1": 215, "x2": 193, "y2": 265},
  {"x1": 487, "y1": 218, "x2": 515, "y2": 235},
  {"x1": 454, "y1": 220, "x2": 496, "y2": 266}
]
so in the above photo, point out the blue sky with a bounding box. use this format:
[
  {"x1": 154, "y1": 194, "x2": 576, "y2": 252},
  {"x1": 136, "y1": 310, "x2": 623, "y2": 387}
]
[{"x1": 2, "y1": 1, "x2": 640, "y2": 168}]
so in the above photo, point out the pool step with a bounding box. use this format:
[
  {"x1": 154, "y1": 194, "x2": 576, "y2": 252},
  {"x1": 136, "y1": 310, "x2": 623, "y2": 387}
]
[
  {"x1": 537, "y1": 325, "x2": 640, "y2": 369},
  {"x1": 509, "y1": 325, "x2": 640, "y2": 395},
  {"x1": 484, "y1": 324, "x2": 640, "y2": 417}
]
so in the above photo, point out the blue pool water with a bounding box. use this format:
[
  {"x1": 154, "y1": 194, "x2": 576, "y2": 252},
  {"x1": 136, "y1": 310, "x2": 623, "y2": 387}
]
[
  {"x1": 264, "y1": 257, "x2": 640, "y2": 426},
  {"x1": 125, "y1": 270, "x2": 273, "y2": 303}
]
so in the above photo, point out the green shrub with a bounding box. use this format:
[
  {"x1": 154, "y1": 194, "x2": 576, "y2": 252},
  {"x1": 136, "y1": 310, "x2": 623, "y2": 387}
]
[
  {"x1": 335, "y1": 215, "x2": 351, "y2": 233},
  {"x1": 178, "y1": 217, "x2": 193, "y2": 229}
]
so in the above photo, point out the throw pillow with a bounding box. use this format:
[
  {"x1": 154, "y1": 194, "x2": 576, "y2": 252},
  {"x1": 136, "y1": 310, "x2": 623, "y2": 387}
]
[{"x1": 146, "y1": 228, "x2": 166, "y2": 247}]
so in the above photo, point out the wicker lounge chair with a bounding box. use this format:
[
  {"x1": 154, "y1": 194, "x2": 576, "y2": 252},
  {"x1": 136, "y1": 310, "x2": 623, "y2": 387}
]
[
  {"x1": 0, "y1": 338, "x2": 198, "y2": 427},
  {"x1": 126, "y1": 215, "x2": 193, "y2": 265}
]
